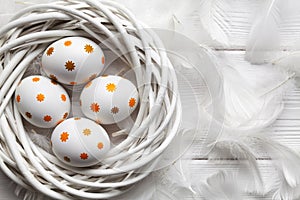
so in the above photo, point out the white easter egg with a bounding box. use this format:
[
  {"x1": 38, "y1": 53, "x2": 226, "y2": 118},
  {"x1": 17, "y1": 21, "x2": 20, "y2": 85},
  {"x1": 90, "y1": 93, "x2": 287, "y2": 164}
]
[
  {"x1": 15, "y1": 75, "x2": 70, "y2": 128},
  {"x1": 51, "y1": 117, "x2": 110, "y2": 167},
  {"x1": 41, "y1": 37, "x2": 105, "y2": 85},
  {"x1": 80, "y1": 75, "x2": 139, "y2": 124}
]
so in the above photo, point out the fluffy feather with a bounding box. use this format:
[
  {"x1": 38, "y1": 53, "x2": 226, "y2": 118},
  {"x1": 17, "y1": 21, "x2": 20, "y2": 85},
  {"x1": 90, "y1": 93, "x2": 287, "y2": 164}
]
[
  {"x1": 198, "y1": 170, "x2": 242, "y2": 200},
  {"x1": 246, "y1": 0, "x2": 300, "y2": 64},
  {"x1": 112, "y1": 0, "x2": 232, "y2": 46},
  {"x1": 208, "y1": 129, "x2": 264, "y2": 194},
  {"x1": 195, "y1": 0, "x2": 231, "y2": 46},
  {"x1": 272, "y1": 53, "x2": 300, "y2": 77},
  {"x1": 261, "y1": 137, "x2": 300, "y2": 200},
  {"x1": 114, "y1": 130, "x2": 196, "y2": 200},
  {"x1": 218, "y1": 52, "x2": 294, "y2": 129}
]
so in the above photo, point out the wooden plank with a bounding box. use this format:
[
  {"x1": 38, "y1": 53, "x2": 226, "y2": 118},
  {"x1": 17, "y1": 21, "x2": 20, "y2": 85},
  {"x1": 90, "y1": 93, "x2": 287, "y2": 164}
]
[{"x1": 183, "y1": 160, "x2": 276, "y2": 199}]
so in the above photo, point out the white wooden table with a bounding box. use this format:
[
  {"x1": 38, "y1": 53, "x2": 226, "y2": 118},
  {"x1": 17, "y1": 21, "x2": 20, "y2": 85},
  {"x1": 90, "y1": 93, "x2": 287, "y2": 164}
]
[{"x1": 1, "y1": 0, "x2": 299, "y2": 199}]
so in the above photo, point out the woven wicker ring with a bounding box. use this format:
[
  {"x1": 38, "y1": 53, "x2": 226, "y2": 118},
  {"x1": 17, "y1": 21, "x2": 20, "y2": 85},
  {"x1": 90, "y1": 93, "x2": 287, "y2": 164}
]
[{"x1": 0, "y1": 0, "x2": 181, "y2": 199}]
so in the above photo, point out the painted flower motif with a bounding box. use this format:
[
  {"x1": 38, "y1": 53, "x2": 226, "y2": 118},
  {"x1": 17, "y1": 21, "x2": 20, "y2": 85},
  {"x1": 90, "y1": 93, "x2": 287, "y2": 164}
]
[
  {"x1": 111, "y1": 106, "x2": 119, "y2": 114},
  {"x1": 64, "y1": 156, "x2": 71, "y2": 162},
  {"x1": 50, "y1": 74, "x2": 58, "y2": 85},
  {"x1": 106, "y1": 83, "x2": 116, "y2": 92},
  {"x1": 61, "y1": 94, "x2": 67, "y2": 102},
  {"x1": 16, "y1": 95, "x2": 21, "y2": 103},
  {"x1": 60, "y1": 132, "x2": 69, "y2": 142},
  {"x1": 32, "y1": 77, "x2": 40, "y2": 82},
  {"x1": 44, "y1": 115, "x2": 52, "y2": 122},
  {"x1": 84, "y1": 44, "x2": 94, "y2": 53},
  {"x1": 65, "y1": 60, "x2": 75, "y2": 71},
  {"x1": 102, "y1": 56, "x2": 105, "y2": 64},
  {"x1": 46, "y1": 47, "x2": 54, "y2": 56},
  {"x1": 90, "y1": 103, "x2": 100, "y2": 113},
  {"x1": 36, "y1": 93, "x2": 45, "y2": 102},
  {"x1": 74, "y1": 117, "x2": 81, "y2": 120},
  {"x1": 129, "y1": 98, "x2": 136, "y2": 108},
  {"x1": 25, "y1": 112, "x2": 32, "y2": 118},
  {"x1": 80, "y1": 152, "x2": 88, "y2": 160},
  {"x1": 63, "y1": 112, "x2": 68, "y2": 119},
  {"x1": 70, "y1": 82, "x2": 77, "y2": 85},
  {"x1": 97, "y1": 142, "x2": 104, "y2": 150},
  {"x1": 64, "y1": 40, "x2": 72, "y2": 46},
  {"x1": 82, "y1": 128, "x2": 91, "y2": 136}
]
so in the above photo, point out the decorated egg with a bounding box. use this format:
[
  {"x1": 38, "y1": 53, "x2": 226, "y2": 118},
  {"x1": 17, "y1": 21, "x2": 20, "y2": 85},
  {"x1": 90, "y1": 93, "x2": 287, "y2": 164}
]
[
  {"x1": 15, "y1": 75, "x2": 70, "y2": 128},
  {"x1": 51, "y1": 117, "x2": 110, "y2": 167},
  {"x1": 41, "y1": 37, "x2": 105, "y2": 85},
  {"x1": 80, "y1": 75, "x2": 139, "y2": 124}
]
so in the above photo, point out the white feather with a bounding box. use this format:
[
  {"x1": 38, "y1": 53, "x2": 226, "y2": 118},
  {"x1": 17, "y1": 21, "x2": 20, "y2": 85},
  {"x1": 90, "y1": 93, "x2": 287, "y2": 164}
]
[
  {"x1": 114, "y1": 130, "x2": 196, "y2": 200},
  {"x1": 218, "y1": 53, "x2": 294, "y2": 129},
  {"x1": 260, "y1": 137, "x2": 300, "y2": 200},
  {"x1": 198, "y1": 170, "x2": 242, "y2": 200},
  {"x1": 196, "y1": 0, "x2": 231, "y2": 46},
  {"x1": 246, "y1": 0, "x2": 300, "y2": 64},
  {"x1": 272, "y1": 52, "x2": 300, "y2": 77},
  {"x1": 112, "y1": 0, "x2": 233, "y2": 46},
  {"x1": 208, "y1": 129, "x2": 264, "y2": 194}
]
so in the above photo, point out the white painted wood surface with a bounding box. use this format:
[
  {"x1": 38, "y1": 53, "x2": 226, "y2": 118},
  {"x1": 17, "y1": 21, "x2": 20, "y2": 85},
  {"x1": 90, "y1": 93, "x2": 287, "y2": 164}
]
[{"x1": 0, "y1": 0, "x2": 299, "y2": 199}]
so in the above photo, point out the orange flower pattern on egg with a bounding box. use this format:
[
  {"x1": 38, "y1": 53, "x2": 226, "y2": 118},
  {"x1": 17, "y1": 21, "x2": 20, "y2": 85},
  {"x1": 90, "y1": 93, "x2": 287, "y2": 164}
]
[
  {"x1": 60, "y1": 132, "x2": 69, "y2": 142},
  {"x1": 36, "y1": 93, "x2": 45, "y2": 102},
  {"x1": 64, "y1": 40, "x2": 72, "y2": 46},
  {"x1": 65, "y1": 60, "x2": 75, "y2": 71},
  {"x1": 15, "y1": 76, "x2": 70, "y2": 128},
  {"x1": 97, "y1": 142, "x2": 104, "y2": 150},
  {"x1": 46, "y1": 47, "x2": 54, "y2": 56},
  {"x1": 90, "y1": 103, "x2": 100, "y2": 113},
  {"x1": 16, "y1": 95, "x2": 21, "y2": 103},
  {"x1": 42, "y1": 37, "x2": 105, "y2": 85},
  {"x1": 32, "y1": 77, "x2": 40, "y2": 82},
  {"x1": 80, "y1": 153, "x2": 88, "y2": 160},
  {"x1": 129, "y1": 98, "x2": 136, "y2": 108},
  {"x1": 80, "y1": 76, "x2": 139, "y2": 124},
  {"x1": 44, "y1": 115, "x2": 52, "y2": 122},
  {"x1": 83, "y1": 128, "x2": 91, "y2": 136},
  {"x1": 61, "y1": 94, "x2": 67, "y2": 102},
  {"x1": 111, "y1": 106, "x2": 119, "y2": 114},
  {"x1": 106, "y1": 83, "x2": 116, "y2": 92},
  {"x1": 25, "y1": 112, "x2": 32, "y2": 118},
  {"x1": 84, "y1": 44, "x2": 94, "y2": 53},
  {"x1": 51, "y1": 118, "x2": 110, "y2": 167}
]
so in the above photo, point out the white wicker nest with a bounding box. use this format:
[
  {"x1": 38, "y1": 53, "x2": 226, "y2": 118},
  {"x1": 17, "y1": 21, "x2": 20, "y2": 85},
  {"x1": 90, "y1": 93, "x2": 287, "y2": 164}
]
[{"x1": 0, "y1": 0, "x2": 181, "y2": 199}]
